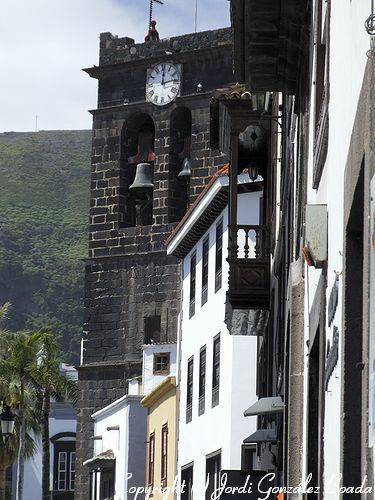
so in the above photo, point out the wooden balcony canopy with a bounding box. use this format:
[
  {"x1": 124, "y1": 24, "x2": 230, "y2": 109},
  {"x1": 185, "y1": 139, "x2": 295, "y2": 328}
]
[{"x1": 230, "y1": 0, "x2": 310, "y2": 94}]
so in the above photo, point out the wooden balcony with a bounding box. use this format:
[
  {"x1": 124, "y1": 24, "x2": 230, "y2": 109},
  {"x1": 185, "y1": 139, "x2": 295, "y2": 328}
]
[{"x1": 227, "y1": 224, "x2": 270, "y2": 310}]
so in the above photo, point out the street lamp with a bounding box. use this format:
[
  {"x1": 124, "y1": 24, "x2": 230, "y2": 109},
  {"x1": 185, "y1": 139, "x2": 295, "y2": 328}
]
[{"x1": 1, "y1": 405, "x2": 15, "y2": 437}]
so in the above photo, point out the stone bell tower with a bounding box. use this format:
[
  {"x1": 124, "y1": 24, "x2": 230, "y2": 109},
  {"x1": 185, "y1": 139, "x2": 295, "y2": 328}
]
[{"x1": 75, "y1": 27, "x2": 233, "y2": 498}]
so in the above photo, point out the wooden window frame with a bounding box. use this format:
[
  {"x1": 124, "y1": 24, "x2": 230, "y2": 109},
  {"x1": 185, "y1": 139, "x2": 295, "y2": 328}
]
[
  {"x1": 153, "y1": 352, "x2": 170, "y2": 375},
  {"x1": 201, "y1": 236, "x2": 209, "y2": 305},
  {"x1": 189, "y1": 252, "x2": 197, "y2": 318},
  {"x1": 53, "y1": 440, "x2": 75, "y2": 493},
  {"x1": 186, "y1": 356, "x2": 194, "y2": 423},
  {"x1": 181, "y1": 462, "x2": 194, "y2": 500},
  {"x1": 148, "y1": 432, "x2": 155, "y2": 488},
  {"x1": 198, "y1": 346, "x2": 206, "y2": 416},
  {"x1": 205, "y1": 450, "x2": 221, "y2": 500},
  {"x1": 161, "y1": 423, "x2": 168, "y2": 489},
  {"x1": 313, "y1": 0, "x2": 330, "y2": 189},
  {"x1": 101, "y1": 468, "x2": 115, "y2": 500},
  {"x1": 215, "y1": 220, "x2": 223, "y2": 292},
  {"x1": 212, "y1": 334, "x2": 220, "y2": 407}
]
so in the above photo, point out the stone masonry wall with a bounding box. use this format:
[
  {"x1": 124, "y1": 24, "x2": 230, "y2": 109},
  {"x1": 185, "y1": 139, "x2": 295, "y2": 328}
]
[{"x1": 75, "y1": 28, "x2": 233, "y2": 499}]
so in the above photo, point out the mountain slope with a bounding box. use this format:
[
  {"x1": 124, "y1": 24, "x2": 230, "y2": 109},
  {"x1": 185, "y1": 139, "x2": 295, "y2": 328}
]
[{"x1": 0, "y1": 130, "x2": 91, "y2": 362}]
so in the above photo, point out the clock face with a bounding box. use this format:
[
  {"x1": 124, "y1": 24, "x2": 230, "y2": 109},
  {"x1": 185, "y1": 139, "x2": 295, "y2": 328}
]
[{"x1": 146, "y1": 63, "x2": 181, "y2": 106}]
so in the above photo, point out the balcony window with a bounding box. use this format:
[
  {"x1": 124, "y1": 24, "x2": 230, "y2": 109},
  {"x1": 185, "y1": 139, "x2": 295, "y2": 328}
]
[
  {"x1": 215, "y1": 220, "x2": 223, "y2": 292},
  {"x1": 199, "y1": 346, "x2": 206, "y2": 416},
  {"x1": 186, "y1": 356, "x2": 194, "y2": 423},
  {"x1": 189, "y1": 252, "x2": 196, "y2": 318},
  {"x1": 201, "y1": 237, "x2": 209, "y2": 306},
  {"x1": 212, "y1": 335, "x2": 220, "y2": 407}
]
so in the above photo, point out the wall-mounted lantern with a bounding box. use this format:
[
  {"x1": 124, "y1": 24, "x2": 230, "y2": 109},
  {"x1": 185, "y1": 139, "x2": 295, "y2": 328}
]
[
  {"x1": 248, "y1": 162, "x2": 260, "y2": 182},
  {"x1": 1, "y1": 405, "x2": 15, "y2": 437}
]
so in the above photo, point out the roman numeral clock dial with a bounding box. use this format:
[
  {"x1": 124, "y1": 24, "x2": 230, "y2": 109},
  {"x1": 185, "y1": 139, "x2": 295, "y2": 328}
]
[{"x1": 146, "y1": 63, "x2": 182, "y2": 106}]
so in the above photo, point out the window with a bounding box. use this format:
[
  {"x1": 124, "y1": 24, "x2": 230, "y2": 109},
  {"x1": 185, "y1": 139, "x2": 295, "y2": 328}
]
[
  {"x1": 312, "y1": 0, "x2": 330, "y2": 188},
  {"x1": 69, "y1": 452, "x2": 76, "y2": 491},
  {"x1": 101, "y1": 468, "x2": 115, "y2": 500},
  {"x1": 148, "y1": 432, "x2": 155, "y2": 487},
  {"x1": 53, "y1": 441, "x2": 75, "y2": 492},
  {"x1": 161, "y1": 424, "x2": 168, "y2": 488},
  {"x1": 242, "y1": 444, "x2": 257, "y2": 472},
  {"x1": 189, "y1": 253, "x2": 196, "y2": 318},
  {"x1": 199, "y1": 347, "x2": 206, "y2": 416},
  {"x1": 202, "y1": 237, "x2": 209, "y2": 305},
  {"x1": 215, "y1": 220, "x2": 223, "y2": 292},
  {"x1": 58, "y1": 452, "x2": 67, "y2": 491},
  {"x1": 181, "y1": 463, "x2": 193, "y2": 500},
  {"x1": 153, "y1": 352, "x2": 170, "y2": 375},
  {"x1": 212, "y1": 335, "x2": 220, "y2": 407},
  {"x1": 186, "y1": 357, "x2": 194, "y2": 423},
  {"x1": 205, "y1": 451, "x2": 221, "y2": 500},
  {"x1": 144, "y1": 315, "x2": 161, "y2": 344}
]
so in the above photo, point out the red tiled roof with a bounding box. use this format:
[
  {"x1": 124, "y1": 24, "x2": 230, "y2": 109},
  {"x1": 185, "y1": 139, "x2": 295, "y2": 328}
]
[{"x1": 165, "y1": 164, "x2": 229, "y2": 248}]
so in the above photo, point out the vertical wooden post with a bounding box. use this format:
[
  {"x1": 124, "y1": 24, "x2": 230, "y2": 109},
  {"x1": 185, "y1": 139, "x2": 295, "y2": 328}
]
[{"x1": 228, "y1": 131, "x2": 238, "y2": 260}]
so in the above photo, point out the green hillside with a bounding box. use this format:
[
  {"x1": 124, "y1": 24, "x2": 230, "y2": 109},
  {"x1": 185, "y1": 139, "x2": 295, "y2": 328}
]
[{"x1": 0, "y1": 130, "x2": 91, "y2": 363}]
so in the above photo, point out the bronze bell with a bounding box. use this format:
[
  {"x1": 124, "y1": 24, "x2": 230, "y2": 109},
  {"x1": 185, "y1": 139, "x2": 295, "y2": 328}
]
[
  {"x1": 129, "y1": 163, "x2": 154, "y2": 193},
  {"x1": 178, "y1": 157, "x2": 192, "y2": 179}
]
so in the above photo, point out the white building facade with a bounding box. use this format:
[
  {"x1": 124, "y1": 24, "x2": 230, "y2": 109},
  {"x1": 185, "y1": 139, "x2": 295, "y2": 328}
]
[
  {"x1": 167, "y1": 170, "x2": 261, "y2": 499},
  {"x1": 84, "y1": 343, "x2": 177, "y2": 500},
  {"x1": 301, "y1": 1, "x2": 375, "y2": 496}
]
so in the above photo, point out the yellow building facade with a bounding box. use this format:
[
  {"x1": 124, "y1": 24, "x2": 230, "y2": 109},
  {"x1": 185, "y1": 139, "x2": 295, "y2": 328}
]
[{"x1": 141, "y1": 376, "x2": 178, "y2": 500}]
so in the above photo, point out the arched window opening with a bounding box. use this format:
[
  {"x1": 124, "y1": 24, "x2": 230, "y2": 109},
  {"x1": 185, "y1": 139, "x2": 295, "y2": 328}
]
[
  {"x1": 120, "y1": 113, "x2": 155, "y2": 227},
  {"x1": 168, "y1": 107, "x2": 192, "y2": 223}
]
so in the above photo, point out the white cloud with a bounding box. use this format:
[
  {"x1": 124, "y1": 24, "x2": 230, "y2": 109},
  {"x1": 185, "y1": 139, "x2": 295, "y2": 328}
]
[{"x1": 0, "y1": 0, "x2": 229, "y2": 132}]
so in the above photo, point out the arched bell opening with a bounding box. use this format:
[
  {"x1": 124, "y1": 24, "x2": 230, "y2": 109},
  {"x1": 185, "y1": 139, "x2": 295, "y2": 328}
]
[
  {"x1": 120, "y1": 113, "x2": 155, "y2": 227},
  {"x1": 168, "y1": 107, "x2": 192, "y2": 223}
]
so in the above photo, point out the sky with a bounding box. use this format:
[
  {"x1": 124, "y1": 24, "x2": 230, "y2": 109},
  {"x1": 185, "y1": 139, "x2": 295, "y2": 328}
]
[{"x1": 0, "y1": 0, "x2": 230, "y2": 132}]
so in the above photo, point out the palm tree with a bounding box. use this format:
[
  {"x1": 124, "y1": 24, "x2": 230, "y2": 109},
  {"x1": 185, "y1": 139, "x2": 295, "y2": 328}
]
[
  {"x1": 36, "y1": 331, "x2": 77, "y2": 500},
  {"x1": 0, "y1": 384, "x2": 41, "y2": 500},
  {"x1": 0, "y1": 331, "x2": 42, "y2": 500}
]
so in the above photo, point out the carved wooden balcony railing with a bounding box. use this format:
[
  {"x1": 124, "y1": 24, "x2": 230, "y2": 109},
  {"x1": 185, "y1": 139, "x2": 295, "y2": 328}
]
[{"x1": 227, "y1": 224, "x2": 270, "y2": 310}]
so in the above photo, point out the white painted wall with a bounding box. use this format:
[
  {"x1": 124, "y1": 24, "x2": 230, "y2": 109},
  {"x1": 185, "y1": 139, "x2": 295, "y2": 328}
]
[
  {"x1": 142, "y1": 343, "x2": 177, "y2": 396},
  {"x1": 177, "y1": 190, "x2": 260, "y2": 498},
  {"x1": 303, "y1": 0, "x2": 372, "y2": 495},
  {"x1": 369, "y1": 175, "x2": 375, "y2": 482},
  {"x1": 91, "y1": 394, "x2": 147, "y2": 500}
]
